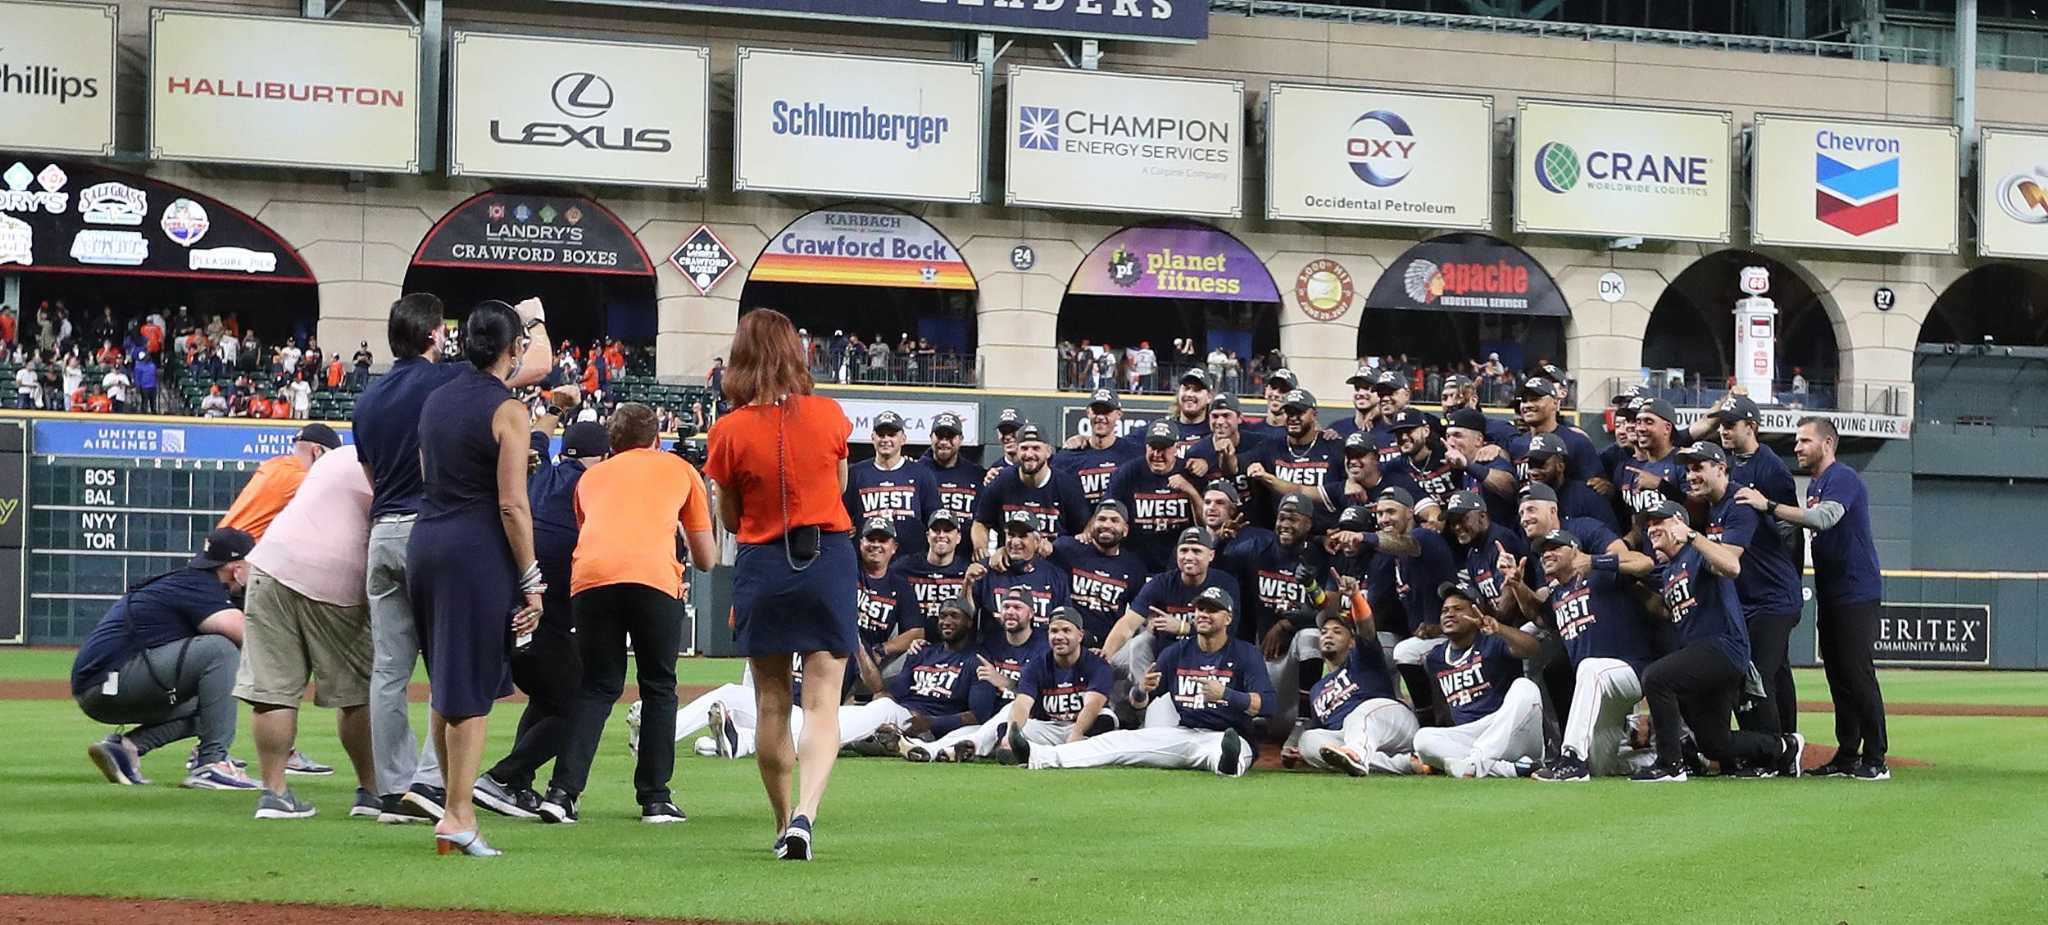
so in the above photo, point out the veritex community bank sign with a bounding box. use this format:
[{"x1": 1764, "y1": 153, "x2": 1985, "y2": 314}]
[{"x1": 545, "y1": 0, "x2": 1208, "y2": 41}]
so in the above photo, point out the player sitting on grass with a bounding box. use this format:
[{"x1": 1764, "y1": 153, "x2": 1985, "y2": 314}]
[
  {"x1": 1020, "y1": 587, "x2": 1272, "y2": 777},
  {"x1": 1292, "y1": 610, "x2": 1419, "y2": 776},
  {"x1": 1398, "y1": 580, "x2": 1547, "y2": 779},
  {"x1": 905, "y1": 588, "x2": 1048, "y2": 762}
]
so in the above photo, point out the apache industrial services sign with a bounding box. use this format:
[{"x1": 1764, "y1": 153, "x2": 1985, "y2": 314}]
[
  {"x1": 1667, "y1": 405, "x2": 1912, "y2": 441},
  {"x1": 1514, "y1": 100, "x2": 1732, "y2": 243},
  {"x1": 149, "y1": 10, "x2": 421, "y2": 173},
  {"x1": 545, "y1": 0, "x2": 1205, "y2": 42},
  {"x1": 0, "y1": 2, "x2": 118, "y2": 157},
  {"x1": 1007, "y1": 66, "x2": 1243, "y2": 218},
  {"x1": 1265, "y1": 84, "x2": 1492, "y2": 231},
  {"x1": 1751, "y1": 113, "x2": 1958, "y2": 255},
  {"x1": 734, "y1": 49, "x2": 982, "y2": 204},
  {"x1": 449, "y1": 32, "x2": 708, "y2": 189}
]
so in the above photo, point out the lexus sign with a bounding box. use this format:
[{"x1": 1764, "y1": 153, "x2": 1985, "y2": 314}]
[{"x1": 450, "y1": 32, "x2": 709, "y2": 189}]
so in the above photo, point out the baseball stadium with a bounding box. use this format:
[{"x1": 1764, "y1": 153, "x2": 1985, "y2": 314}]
[{"x1": 2, "y1": 0, "x2": 2045, "y2": 923}]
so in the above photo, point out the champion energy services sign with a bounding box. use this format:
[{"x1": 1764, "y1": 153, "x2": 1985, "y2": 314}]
[
  {"x1": 149, "y1": 10, "x2": 421, "y2": 172},
  {"x1": 735, "y1": 49, "x2": 982, "y2": 204},
  {"x1": 1006, "y1": 66, "x2": 1243, "y2": 218},
  {"x1": 449, "y1": 32, "x2": 708, "y2": 189},
  {"x1": 1514, "y1": 100, "x2": 1731, "y2": 243},
  {"x1": 0, "y1": 2, "x2": 118, "y2": 157},
  {"x1": 1266, "y1": 84, "x2": 1493, "y2": 231},
  {"x1": 1751, "y1": 114, "x2": 1958, "y2": 255}
]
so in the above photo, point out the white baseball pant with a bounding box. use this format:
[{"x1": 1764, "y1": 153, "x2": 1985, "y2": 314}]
[
  {"x1": 1026, "y1": 725, "x2": 1250, "y2": 775},
  {"x1": 1562, "y1": 658, "x2": 1643, "y2": 776},
  {"x1": 670, "y1": 683, "x2": 757, "y2": 742},
  {"x1": 1410, "y1": 677, "x2": 1544, "y2": 778},
  {"x1": 729, "y1": 697, "x2": 909, "y2": 759},
  {"x1": 925, "y1": 716, "x2": 1104, "y2": 758},
  {"x1": 1297, "y1": 697, "x2": 1420, "y2": 774}
]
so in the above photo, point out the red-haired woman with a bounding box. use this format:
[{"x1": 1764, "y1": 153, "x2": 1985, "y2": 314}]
[{"x1": 703, "y1": 308, "x2": 855, "y2": 861}]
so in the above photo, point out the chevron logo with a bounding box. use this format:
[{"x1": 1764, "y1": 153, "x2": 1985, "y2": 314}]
[{"x1": 1815, "y1": 151, "x2": 1899, "y2": 236}]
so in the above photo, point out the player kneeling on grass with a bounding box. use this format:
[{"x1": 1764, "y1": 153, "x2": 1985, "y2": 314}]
[
  {"x1": 1292, "y1": 611, "x2": 1419, "y2": 776},
  {"x1": 906, "y1": 589, "x2": 1049, "y2": 762},
  {"x1": 1504, "y1": 530, "x2": 1657, "y2": 781},
  {"x1": 913, "y1": 607, "x2": 1114, "y2": 763},
  {"x1": 1019, "y1": 587, "x2": 1272, "y2": 777},
  {"x1": 1401, "y1": 580, "x2": 1546, "y2": 779}
]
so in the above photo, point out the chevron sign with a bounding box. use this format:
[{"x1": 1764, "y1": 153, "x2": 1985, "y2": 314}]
[{"x1": 1814, "y1": 136, "x2": 1901, "y2": 236}]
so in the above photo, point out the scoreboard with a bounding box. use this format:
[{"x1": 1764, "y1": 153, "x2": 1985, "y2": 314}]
[{"x1": 17, "y1": 419, "x2": 329, "y2": 645}]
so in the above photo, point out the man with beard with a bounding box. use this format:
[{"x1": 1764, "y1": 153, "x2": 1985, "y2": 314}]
[
  {"x1": 1512, "y1": 530, "x2": 1657, "y2": 781},
  {"x1": 1055, "y1": 389, "x2": 1143, "y2": 505},
  {"x1": 1021, "y1": 588, "x2": 1269, "y2": 777},
  {"x1": 1617, "y1": 398, "x2": 1685, "y2": 527},
  {"x1": 1338, "y1": 431, "x2": 1423, "y2": 508},
  {"x1": 904, "y1": 588, "x2": 1050, "y2": 762},
  {"x1": 844, "y1": 411, "x2": 943, "y2": 563},
  {"x1": 1217, "y1": 494, "x2": 1337, "y2": 732},
  {"x1": 998, "y1": 608, "x2": 1116, "y2": 758},
  {"x1": 1526, "y1": 433, "x2": 1621, "y2": 531},
  {"x1": 967, "y1": 512, "x2": 1070, "y2": 632},
  {"x1": 1680, "y1": 441, "x2": 1800, "y2": 739},
  {"x1": 1440, "y1": 374, "x2": 1520, "y2": 447},
  {"x1": 1333, "y1": 487, "x2": 1457, "y2": 724},
  {"x1": 1239, "y1": 366, "x2": 1296, "y2": 443},
  {"x1": 1386, "y1": 410, "x2": 1452, "y2": 519},
  {"x1": 1245, "y1": 389, "x2": 1345, "y2": 525},
  {"x1": 1049, "y1": 500, "x2": 1146, "y2": 647},
  {"x1": 1101, "y1": 526, "x2": 1240, "y2": 691},
  {"x1": 1294, "y1": 612, "x2": 1417, "y2": 776},
  {"x1": 973, "y1": 423, "x2": 1089, "y2": 554},
  {"x1": 1107, "y1": 422, "x2": 1207, "y2": 573},
  {"x1": 1443, "y1": 491, "x2": 1527, "y2": 605},
  {"x1": 1441, "y1": 408, "x2": 1519, "y2": 528},
  {"x1": 1184, "y1": 396, "x2": 1269, "y2": 498},
  {"x1": 1601, "y1": 386, "x2": 1647, "y2": 485},
  {"x1": 1329, "y1": 366, "x2": 1394, "y2": 452},
  {"x1": 1168, "y1": 368, "x2": 1217, "y2": 447},
  {"x1": 1506, "y1": 377, "x2": 1603, "y2": 489},
  {"x1": 1202, "y1": 482, "x2": 1266, "y2": 558},
  {"x1": 916, "y1": 412, "x2": 984, "y2": 522},
  {"x1": 853, "y1": 518, "x2": 922, "y2": 690},
  {"x1": 896, "y1": 509, "x2": 971, "y2": 629}
]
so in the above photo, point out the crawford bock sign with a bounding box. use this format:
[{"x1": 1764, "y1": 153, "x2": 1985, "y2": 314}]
[
  {"x1": 449, "y1": 32, "x2": 708, "y2": 189},
  {"x1": 542, "y1": 0, "x2": 1206, "y2": 42},
  {"x1": 0, "y1": 1, "x2": 118, "y2": 157},
  {"x1": 734, "y1": 49, "x2": 982, "y2": 204},
  {"x1": 149, "y1": 10, "x2": 421, "y2": 173},
  {"x1": 1006, "y1": 66, "x2": 1243, "y2": 218}
]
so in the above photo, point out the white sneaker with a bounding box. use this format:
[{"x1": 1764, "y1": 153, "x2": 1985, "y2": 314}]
[
  {"x1": 626, "y1": 701, "x2": 643, "y2": 755},
  {"x1": 182, "y1": 760, "x2": 260, "y2": 791}
]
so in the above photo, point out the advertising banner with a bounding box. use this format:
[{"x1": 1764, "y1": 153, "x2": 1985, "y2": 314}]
[
  {"x1": 1366, "y1": 237, "x2": 1567, "y2": 316},
  {"x1": 538, "y1": 0, "x2": 1206, "y2": 42},
  {"x1": 1265, "y1": 84, "x2": 1492, "y2": 231},
  {"x1": 751, "y1": 208, "x2": 973, "y2": 290},
  {"x1": 410, "y1": 191, "x2": 654, "y2": 276},
  {"x1": 0, "y1": 2, "x2": 117, "y2": 156},
  {"x1": 0, "y1": 157, "x2": 315, "y2": 283},
  {"x1": 837, "y1": 398, "x2": 981, "y2": 446},
  {"x1": 1513, "y1": 100, "x2": 1731, "y2": 243},
  {"x1": 1666, "y1": 405, "x2": 1911, "y2": 440},
  {"x1": 149, "y1": 10, "x2": 421, "y2": 173},
  {"x1": 1874, "y1": 603, "x2": 1990, "y2": 665},
  {"x1": 1068, "y1": 224, "x2": 1277, "y2": 302},
  {"x1": 1006, "y1": 66, "x2": 1243, "y2": 218},
  {"x1": 32, "y1": 420, "x2": 350, "y2": 461},
  {"x1": 734, "y1": 49, "x2": 982, "y2": 204},
  {"x1": 1976, "y1": 127, "x2": 2048, "y2": 259},
  {"x1": 1751, "y1": 113, "x2": 1958, "y2": 254},
  {"x1": 449, "y1": 32, "x2": 707, "y2": 189}
]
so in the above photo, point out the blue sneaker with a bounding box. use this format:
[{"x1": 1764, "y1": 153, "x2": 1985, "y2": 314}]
[
  {"x1": 87, "y1": 734, "x2": 145, "y2": 785},
  {"x1": 181, "y1": 760, "x2": 260, "y2": 791}
]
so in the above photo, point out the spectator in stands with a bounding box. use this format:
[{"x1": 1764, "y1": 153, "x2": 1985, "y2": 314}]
[
  {"x1": 102, "y1": 360, "x2": 132, "y2": 414},
  {"x1": 133, "y1": 353, "x2": 158, "y2": 414},
  {"x1": 0, "y1": 306, "x2": 14, "y2": 348},
  {"x1": 269, "y1": 388, "x2": 293, "y2": 420},
  {"x1": 85, "y1": 386, "x2": 112, "y2": 413},
  {"x1": 140, "y1": 315, "x2": 163, "y2": 359},
  {"x1": 91, "y1": 306, "x2": 117, "y2": 348},
  {"x1": 278, "y1": 341, "x2": 301, "y2": 378},
  {"x1": 290, "y1": 375, "x2": 313, "y2": 419},
  {"x1": 352, "y1": 342, "x2": 374, "y2": 389},
  {"x1": 62, "y1": 355, "x2": 85, "y2": 412},
  {"x1": 55, "y1": 307, "x2": 74, "y2": 356},
  {"x1": 302, "y1": 337, "x2": 325, "y2": 381},
  {"x1": 326, "y1": 355, "x2": 345, "y2": 391},
  {"x1": 201, "y1": 385, "x2": 228, "y2": 417},
  {"x1": 241, "y1": 331, "x2": 262, "y2": 374},
  {"x1": 706, "y1": 357, "x2": 725, "y2": 408},
  {"x1": 14, "y1": 358, "x2": 38, "y2": 409},
  {"x1": 868, "y1": 335, "x2": 892, "y2": 383}
]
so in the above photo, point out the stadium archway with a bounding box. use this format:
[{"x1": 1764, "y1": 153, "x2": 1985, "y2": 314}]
[
  {"x1": 1055, "y1": 222, "x2": 1280, "y2": 396},
  {"x1": 739, "y1": 204, "x2": 978, "y2": 387},
  {"x1": 1921, "y1": 264, "x2": 2048, "y2": 347},
  {"x1": 1642, "y1": 250, "x2": 1837, "y2": 402},
  {"x1": 1357, "y1": 234, "x2": 1568, "y2": 401},
  {"x1": 404, "y1": 187, "x2": 656, "y2": 360}
]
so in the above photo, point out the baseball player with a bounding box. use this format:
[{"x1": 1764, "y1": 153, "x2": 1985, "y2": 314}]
[
  {"x1": 1354, "y1": 486, "x2": 1458, "y2": 722},
  {"x1": 1242, "y1": 367, "x2": 1297, "y2": 443},
  {"x1": 1294, "y1": 611, "x2": 1418, "y2": 775},
  {"x1": 990, "y1": 408, "x2": 1024, "y2": 472},
  {"x1": 1634, "y1": 501, "x2": 1804, "y2": 781},
  {"x1": 1107, "y1": 421, "x2": 1208, "y2": 573},
  {"x1": 1387, "y1": 409, "x2": 1457, "y2": 512},
  {"x1": 1402, "y1": 581, "x2": 1546, "y2": 778},
  {"x1": 1681, "y1": 440, "x2": 1801, "y2": 737},
  {"x1": 1100, "y1": 525, "x2": 1241, "y2": 689},
  {"x1": 1336, "y1": 430, "x2": 1424, "y2": 509},
  {"x1": 916, "y1": 411, "x2": 984, "y2": 522},
  {"x1": 1020, "y1": 587, "x2": 1271, "y2": 776},
  {"x1": 973, "y1": 423, "x2": 1090, "y2": 553},
  {"x1": 967, "y1": 511, "x2": 1070, "y2": 632},
  {"x1": 1709, "y1": 394, "x2": 1803, "y2": 732},
  {"x1": 1048, "y1": 500, "x2": 1146, "y2": 647},
  {"x1": 1054, "y1": 389, "x2": 1142, "y2": 504},
  {"x1": 854, "y1": 517, "x2": 921, "y2": 689},
  {"x1": 1217, "y1": 493, "x2": 1335, "y2": 730},
  {"x1": 1182, "y1": 395, "x2": 1267, "y2": 496},
  {"x1": 1439, "y1": 374, "x2": 1521, "y2": 447},
  {"x1": 1599, "y1": 387, "x2": 1646, "y2": 486},
  {"x1": 1525, "y1": 432, "x2": 1622, "y2": 531},
  {"x1": 844, "y1": 410, "x2": 943, "y2": 563},
  {"x1": 1168, "y1": 368, "x2": 1218, "y2": 446},
  {"x1": 1244, "y1": 388, "x2": 1345, "y2": 523},
  {"x1": 1443, "y1": 490, "x2": 1527, "y2": 605},
  {"x1": 1507, "y1": 377, "x2": 1603, "y2": 486},
  {"x1": 895, "y1": 508, "x2": 971, "y2": 627},
  {"x1": 1440, "y1": 407, "x2": 1519, "y2": 527},
  {"x1": 1328, "y1": 365, "x2": 1394, "y2": 450},
  {"x1": 1511, "y1": 530, "x2": 1657, "y2": 780},
  {"x1": 906, "y1": 593, "x2": 1056, "y2": 762}
]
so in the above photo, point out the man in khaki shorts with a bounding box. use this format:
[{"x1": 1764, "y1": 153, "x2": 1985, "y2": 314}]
[{"x1": 233, "y1": 442, "x2": 378, "y2": 820}]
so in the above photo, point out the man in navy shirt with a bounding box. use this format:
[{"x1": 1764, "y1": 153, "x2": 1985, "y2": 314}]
[
  {"x1": 1441, "y1": 408, "x2": 1519, "y2": 528},
  {"x1": 907, "y1": 588, "x2": 1051, "y2": 762},
  {"x1": 352, "y1": 292, "x2": 552, "y2": 822},
  {"x1": 844, "y1": 411, "x2": 943, "y2": 563},
  {"x1": 1106, "y1": 421, "x2": 1206, "y2": 573},
  {"x1": 967, "y1": 512, "x2": 1070, "y2": 632},
  {"x1": 75, "y1": 528, "x2": 256, "y2": 791},
  {"x1": 1055, "y1": 389, "x2": 1143, "y2": 504},
  {"x1": 1442, "y1": 491, "x2": 1526, "y2": 605},
  {"x1": 1246, "y1": 389, "x2": 1345, "y2": 522},
  {"x1": 1636, "y1": 503, "x2": 1803, "y2": 782},
  {"x1": 1167, "y1": 368, "x2": 1218, "y2": 446},
  {"x1": 1334, "y1": 430, "x2": 1424, "y2": 510},
  {"x1": 1404, "y1": 580, "x2": 1545, "y2": 778},
  {"x1": 1101, "y1": 526, "x2": 1241, "y2": 691},
  {"x1": 1218, "y1": 494, "x2": 1337, "y2": 730},
  {"x1": 1508, "y1": 530, "x2": 1657, "y2": 781},
  {"x1": 1357, "y1": 487, "x2": 1458, "y2": 721},
  {"x1": 916, "y1": 411, "x2": 984, "y2": 522},
  {"x1": 972, "y1": 423, "x2": 1089, "y2": 554},
  {"x1": 1239, "y1": 366, "x2": 1295, "y2": 444},
  {"x1": 1294, "y1": 612, "x2": 1416, "y2": 776},
  {"x1": 896, "y1": 509, "x2": 970, "y2": 629},
  {"x1": 1616, "y1": 398, "x2": 1686, "y2": 526},
  {"x1": 1048, "y1": 501, "x2": 1146, "y2": 647},
  {"x1": 1738, "y1": 417, "x2": 1888, "y2": 779},
  {"x1": 1507, "y1": 377, "x2": 1603, "y2": 489},
  {"x1": 1524, "y1": 433, "x2": 1621, "y2": 531},
  {"x1": 1183, "y1": 395, "x2": 1269, "y2": 496},
  {"x1": 995, "y1": 608, "x2": 1116, "y2": 758},
  {"x1": 853, "y1": 518, "x2": 921, "y2": 680},
  {"x1": 1682, "y1": 440, "x2": 1802, "y2": 737},
  {"x1": 1439, "y1": 374, "x2": 1521, "y2": 447},
  {"x1": 1022, "y1": 587, "x2": 1272, "y2": 777},
  {"x1": 1329, "y1": 366, "x2": 1396, "y2": 453}
]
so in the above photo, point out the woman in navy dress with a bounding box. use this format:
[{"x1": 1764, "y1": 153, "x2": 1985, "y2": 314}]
[
  {"x1": 408, "y1": 299, "x2": 543, "y2": 857},
  {"x1": 704, "y1": 308, "x2": 856, "y2": 861}
]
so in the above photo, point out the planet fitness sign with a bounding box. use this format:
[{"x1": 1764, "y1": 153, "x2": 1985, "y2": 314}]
[{"x1": 1068, "y1": 224, "x2": 1278, "y2": 302}]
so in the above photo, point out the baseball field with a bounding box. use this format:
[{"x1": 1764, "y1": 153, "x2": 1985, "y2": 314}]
[{"x1": 2, "y1": 648, "x2": 2042, "y2": 925}]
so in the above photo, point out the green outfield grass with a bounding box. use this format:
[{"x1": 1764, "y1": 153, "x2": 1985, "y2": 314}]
[{"x1": 0, "y1": 694, "x2": 2043, "y2": 924}]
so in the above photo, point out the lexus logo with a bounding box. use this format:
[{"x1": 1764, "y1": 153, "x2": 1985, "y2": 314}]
[{"x1": 551, "y1": 73, "x2": 613, "y2": 119}]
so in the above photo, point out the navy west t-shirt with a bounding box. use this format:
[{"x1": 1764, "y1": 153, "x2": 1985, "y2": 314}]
[
  {"x1": 1145, "y1": 637, "x2": 1276, "y2": 737},
  {"x1": 855, "y1": 567, "x2": 917, "y2": 652},
  {"x1": 844, "y1": 460, "x2": 942, "y2": 562},
  {"x1": 1048, "y1": 537, "x2": 1145, "y2": 645},
  {"x1": 525, "y1": 431, "x2": 587, "y2": 571},
  {"x1": 1615, "y1": 451, "x2": 1684, "y2": 520},
  {"x1": 973, "y1": 558, "x2": 1070, "y2": 634},
  {"x1": 1456, "y1": 523, "x2": 1527, "y2": 604},
  {"x1": 1658, "y1": 544, "x2": 1752, "y2": 672},
  {"x1": 1247, "y1": 435, "x2": 1345, "y2": 507},
  {"x1": 71, "y1": 568, "x2": 234, "y2": 695},
  {"x1": 968, "y1": 629, "x2": 1051, "y2": 719},
  {"x1": 1217, "y1": 529, "x2": 1334, "y2": 638},
  {"x1": 1509, "y1": 425, "x2": 1602, "y2": 485},
  {"x1": 354, "y1": 356, "x2": 464, "y2": 518},
  {"x1": 974, "y1": 466, "x2": 1090, "y2": 539},
  {"x1": 1106, "y1": 459, "x2": 1200, "y2": 574},
  {"x1": 1807, "y1": 462, "x2": 1883, "y2": 606},
  {"x1": 1129, "y1": 568, "x2": 1241, "y2": 650},
  {"x1": 1427, "y1": 634, "x2": 1522, "y2": 726},
  {"x1": 1055, "y1": 441, "x2": 1142, "y2": 505},
  {"x1": 1391, "y1": 528, "x2": 1458, "y2": 630},
  {"x1": 1017, "y1": 650, "x2": 1116, "y2": 723},
  {"x1": 1704, "y1": 490, "x2": 1802, "y2": 620},
  {"x1": 894, "y1": 555, "x2": 968, "y2": 628},
  {"x1": 916, "y1": 454, "x2": 985, "y2": 521},
  {"x1": 1307, "y1": 642, "x2": 1401, "y2": 730},
  {"x1": 1732, "y1": 444, "x2": 1799, "y2": 507},
  {"x1": 1547, "y1": 568, "x2": 1653, "y2": 673},
  {"x1": 890, "y1": 643, "x2": 979, "y2": 726}
]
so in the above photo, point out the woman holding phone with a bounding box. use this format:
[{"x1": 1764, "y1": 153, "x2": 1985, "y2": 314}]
[{"x1": 704, "y1": 308, "x2": 856, "y2": 861}]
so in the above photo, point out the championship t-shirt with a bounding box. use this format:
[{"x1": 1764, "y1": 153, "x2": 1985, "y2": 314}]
[
  {"x1": 1145, "y1": 637, "x2": 1276, "y2": 737},
  {"x1": 1017, "y1": 650, "x2": 1116, "y2": 723},
  {"x1": 1807, "y1": 462, "x2": 1883, "y2": 606},
  {"x1": 1307, "y1": 642, "x2": 1400, "y2": 730},
  {"x1": 1048, "y1": 537, "x2": 1145, "y2": 646},
  {"x1": 1426, "y1": 634, "x2": 1521, "y2": 726}
]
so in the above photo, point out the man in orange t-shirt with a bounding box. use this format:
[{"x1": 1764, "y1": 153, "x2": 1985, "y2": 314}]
[
  {"x1": 543, "y1": 402, "x2": 716, "y2": 821},
  {"x1": 218, "y1": 423, "x2": 342, "y2": 541}
]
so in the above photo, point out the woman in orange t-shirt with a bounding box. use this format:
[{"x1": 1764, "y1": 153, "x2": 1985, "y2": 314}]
[{"x1": 704, "y1": 308, "x2": 853, "y2": 861}]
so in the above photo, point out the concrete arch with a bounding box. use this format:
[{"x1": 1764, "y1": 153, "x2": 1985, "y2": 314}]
[{"x1": 1921, "y1": 262, "x2": 2048, "y2": 346}]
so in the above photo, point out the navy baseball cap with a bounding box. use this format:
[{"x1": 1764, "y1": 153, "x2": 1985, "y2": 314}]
[
  {"x1": 872, "y1": 410, "x2": 905, "y2": 433},
  {"x1": 1001, "y1": 585, "x2": 1034, "y2": 606},
  {"x1": 1525, "y1": 432, "x2": 1567, "y2": 462},
  {"x1": 861, "y1": 516, "x2": 897, "y2": 540},
  {"x1": 1346, "y1": 365, "x2": 1378, "y2": 387},
  {"x1": 1088, "y1": 389, "x2": 1121, "y2": 411},
  {"x1": 1532, "y1": 530, "x2": 1581, "y2": 552},
  {"x1": 1194, "y1": 586, "x2": 1235, "y2": 612},
  {"x1": 996, "y1": 409, "x2": 1022, "y2": 433},
  {"x1": 1343, "y1": 431, "x2": 1376, "y2": 456},
  {"x1": 295, "y1": 422, "x2": 341, "y2": 450},
  {"x1": 1388, "y1": 409, "x2": 1429, "y2": 433},
  {"x1": 1717, "y1": 394, "x2": 1762, "y2": 425},
  {"x1": 1676, "y1": 440, "x2": 1728, "y2": 465},
  {"x1": 1337, "y1": 504, "x2": 1373, "y2": 530},
  {"x1": 1014, "y1": 422, "x2": 1048, "y2": 445},
  {"x1": 1445, "y1": 408, "x2": 1490, "y2": 435},
  {"x1": 189, "y1": 527, "x2": 254, "y2": 569},
  {"x1": 1180, "y1": 367, "x2": 1214, "y2": 390},
  {"x1": 931, "y1": 412, "x2": 964, "y2": 437},
  {"x1": 1209, "y1": 394, "x2": 1239, "y2": 414},
  {"x1": 1279, "y1": 389, "x2": 1318, "y2": 413},
  {"x1": 1003, "y1": 510, "x2": 1041, "y2": 532},
  {"x1": 1204, "y1": 481, "x2": 1240, "y2": 506},
  {"x1": 1636, "y1": 499, "x2": 1691, "y2": 527},
  {"x1": 1177, "y1": 525, "x2": 1217, "y2": 549},
  {"x1": 1519, "y1": 482, "x2": 1560, "y2": 505},
  {"x1": 927, "y1": 507, "x2": 960, "y2": 529},
  {"x1": 1445, "y1": 490, "x2": 1486, "y2": 516},
  {"x1": 1436, "y1": 579, "x2": 1484, "y2": 605},
  {"x1": 1442, "y1": 374, "x2": 1475, "y2": 391},
  {"x1": 1276, "y1": 494, "x2": 1313, "y2": 518},
  {"x1": 937, "y1": 597, "x2": 971, "y2": 617},
  {"x1": 1093, "y1": 499, "x2": 1130, "y2": 520},
  {"x1": 1046, "y1": 606, "x2": 1083, "y2": 630},
  {"x1": 1376, "y1": 486, "x2": 1416, "y2": 509},
  {"x1": 560, "y1": 421, "x2": 610, "y2": 459},
  {"x1": 1373, "y1": 370, "x2": 1407, "y2": 392},
  {"x1": 1145, "y1": 421, "x2": 1178, "y2": 448},
  {"x1": 1612, "y1": 384, "x2": 1647, "y2": 407},
  {"x1": 1518, "y1": 377, "x2": 1563, "y2": 400},
  {"x1": 1635, "y1": 398, "x2": 1679, "y2": 424},
  {"x1": 1267, "y1": 367, "x2": 1298, "y2": 390}
]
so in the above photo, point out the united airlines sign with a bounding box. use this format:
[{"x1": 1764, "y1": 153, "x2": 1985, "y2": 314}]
[{"x1": 546, "y1": 0, "x2": 1207, "y2": 42}]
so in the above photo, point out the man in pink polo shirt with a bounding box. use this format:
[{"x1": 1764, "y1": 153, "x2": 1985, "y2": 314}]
[{"x1": 232, "y1": 443, "x2": 378, "y2": 821}]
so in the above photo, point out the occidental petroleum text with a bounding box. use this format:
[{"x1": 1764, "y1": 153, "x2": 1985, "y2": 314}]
[
  {"x1": 1062, "y1": 112, "x2": 1231, "y2": 162},
  {"x1": 770, "y1": 100, "x2": 950, "y2": 150}
]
